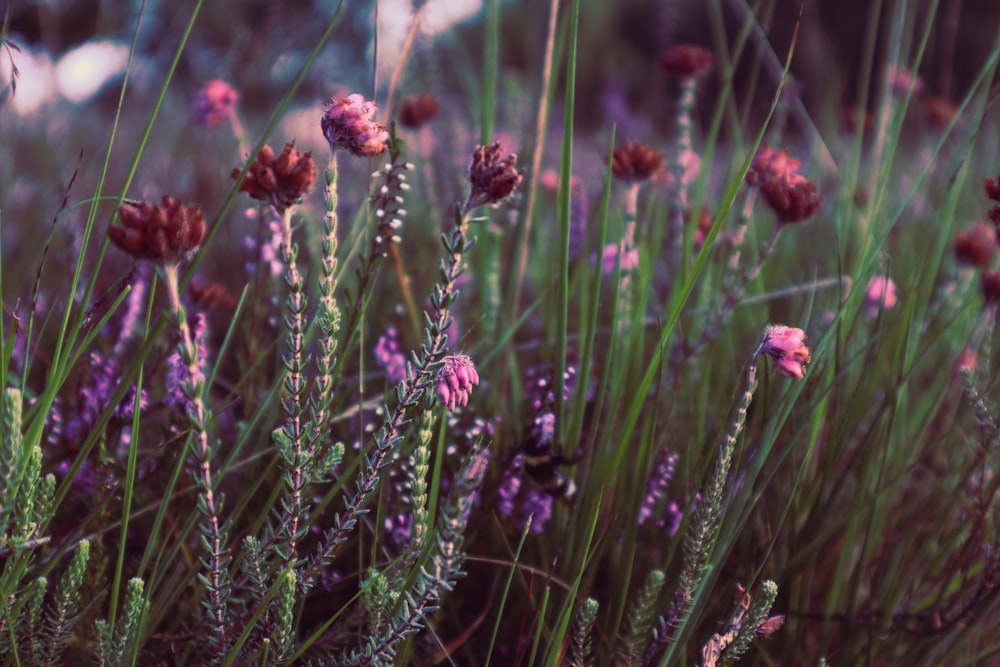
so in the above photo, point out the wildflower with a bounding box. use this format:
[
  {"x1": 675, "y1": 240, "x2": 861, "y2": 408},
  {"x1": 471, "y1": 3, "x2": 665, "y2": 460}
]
[
  {"x1": 863, "y1": 275, "x2": 898, "y2": 319},
  {"x1": 886, "y1": 64, "x2": 924, "y2": 97},
  {"x1": 660, "y1": 44, "x2": 714, "y2": 78},
  {"x1": 232, "y1": 142, "x2": 317, "y2": 214},
  {"x1": 321, "y1": 93, "x2": 389, "y2": 157},
  {"x1": 954, "y1": 222, "x2": 996, "y2": 267},
  {"x1": 639, "y1": 450, "x2": 678, "y2": 525},
  {"x1": 980, "y1": 269, "x2": 1000, "y2": 307},
  {"x1": 986, "y1": 175, "x2": 1000, "y2": 202},
  {"x1": 397, "y1": 93, "x2": 440, "y2": 129},
  {"x1": 954, "y1": 346, "x2": 977, "y2": 377},
  {"x1": 758, "y1": 325, "x2": 811, "y2": 380},
  {"x1": 465, "y1": 141, "x2": 523, "y2": 210},
  {"x1": 190, "y1": 281, "x2": 238, "y2": 311},
  {"x1": 373, "y1": 325, "x2": 407, "y2": 384},
  {"x1": 192, "y1": 79, "x2": 238, "y2": 125},
  {"x1": 164, "y1": 312, "x2": 209, "y2": 415},
  {"x1": 521, "y1": 487, "x2": 553, "y2": 534},
  {"x1": 599, "y1": 240, "x2": 640, "y2": 274},
  {"x1": 745, "y1": 145, "x2": 822, "y2": 224},
  {"x1": 108, "y1": 196, "x2": 206, "y2": 264},
  {"x1": 686, "y1": 204, "x2": 714, "y2": 249},
  {"x1": 435, "y1": 354, "x2": 480, "y2": 412},
  {"x1": 756, "y1": 615, "x2": 786, "y2": 638},
  {"x1": 923, "y1": 96, "x2": 957, "y2": 127},
  {"x1": 609, "y1": 141, "x2": 664, "y2": 184}
]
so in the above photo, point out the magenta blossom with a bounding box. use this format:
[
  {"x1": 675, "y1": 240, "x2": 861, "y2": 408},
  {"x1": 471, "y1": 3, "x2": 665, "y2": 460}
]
[
  {"x1": 435, "y1": 354, "x2": 480, "y2": 412},
  {"x1": 863, "y1": 275, "x2": 898, "y2": 319},
  {"x1": 758, "y1": 325, "x2": 812, "y2": 380},
  {"x1": 321, "y1": 94, "x2": 389, "y2": 157},
  {"x1": 192, "y1": 79, "x2": 239, "y2": 125}
]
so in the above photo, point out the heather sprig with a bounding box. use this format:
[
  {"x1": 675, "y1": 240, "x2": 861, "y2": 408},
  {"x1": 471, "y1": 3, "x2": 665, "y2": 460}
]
[
  {"x1": 569, "y1": 597, "x2": 599, "y2": 667},
  {"x1": 618, "y1": 569, "x2": 665, "y2": 665},
  {"x1": 701, "y1": 580, "x2": 779, "y2": 667},
  {"x1": 38, "y1": 539, "x2": 91, "y2": 667}
]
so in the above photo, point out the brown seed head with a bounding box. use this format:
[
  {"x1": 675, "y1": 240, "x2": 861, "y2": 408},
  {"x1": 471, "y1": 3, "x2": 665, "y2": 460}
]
[
  {"x1": 397, "y1": 93, "x2": 440, "y2": 129},
  {"x1": 610, "y1": 142, "x2": 664, "y2": 183},
  {"x1": 981, "y1": 269, "x2": 1000, "y2": 306},
  {"x1": 954, "y1": 222, "x2": 997, "y2": 268},
  {"x1": 108, "y1": 196, "x2": 206, "y2": 264},
  {"x1": 746, "y1": 145, "x2": 822, "y2": 224},
  {"x1": 660, "y1": 44, "x2": 714, "y2": 78},
  {"x1": 232, "y1": 142, "x2": 317, "y2": 214},
  {"x1": 465, "y1": 142, "x2": 523, "y2": 210}
]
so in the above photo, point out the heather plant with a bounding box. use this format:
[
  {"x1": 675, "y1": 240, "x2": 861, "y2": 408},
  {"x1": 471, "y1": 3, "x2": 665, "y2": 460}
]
[{"x1": 3, "y1": 1, "x2": 1000, "y2": 665}]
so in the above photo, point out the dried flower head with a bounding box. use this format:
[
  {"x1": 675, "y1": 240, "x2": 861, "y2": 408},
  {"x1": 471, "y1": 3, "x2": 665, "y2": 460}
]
[
  {"x1": 232, "y1": 142, "x2": 317, "y2": 214},
  {"x1": 660, "y1": 44, "x2": 714, "y2": 78},
  {"x1": 756, "y1": 615, "x2": 786, "y2": 639},
  {"x1": 923, "y1": 96, "x2": 957, "y2": 127},
  {"x1": 981, "y1": 269, "x2": 1000, "y2": 307},
  {"x1": 759, "y1": 325, "x2": 811, "y2": 380},
  {"x1": 108, "y1": 196, "x2": 206, "y2": 264},
  {"x1": 686, "y1": 204, "x2": 714, "y2": 248},
  {"x1": 321, "y1": 93, "x2": 389, "y2": 157},
  {"x1": 435, "y1": 354, "x2": 480, "y2": 412},
  {"x1": 397, "y1": 93, "x2": 440, "y2": 129},
  {"x1": 954, "y1": 222, "x2": 997, "y2": 267},
  {"x1": 465, "y1": 142, "x2": 523, "y2": 210},
  {"x1": 190, "y1": 281, "x2": 238, "y2": 310},
  {"x1": 192, "y1": 79, "x2": 238, "y2": 125},
  {"x1": 610, "y1": 142, "x2": 664, "y2": 183},
  {"x1": 985, "y1": 176, "x2": 1000, "y2": 203},
  {"x1": 746, "y1": 145, "x2": 823, "y2": 224},
  {"x1": 863, "y1": 275, "x2": 898, "y2": 319}
]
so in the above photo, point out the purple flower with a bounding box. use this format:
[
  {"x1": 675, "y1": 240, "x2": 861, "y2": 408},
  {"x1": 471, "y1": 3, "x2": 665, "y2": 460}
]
[
  {"x1": 599, "y1": 240, "x2": 640, "y2": 274},
  {"x1": 373, "y1": 325, "x2": 407, "y2": 383},
  {"x1": 321, "y1": 94, "x2": 389, "y2": 157},
  {"x1": 164, "y1": 312, "x2": 209, "y2": 414},
  {"x1": 192, "y1": 79, "x2": 239, "y2": 125},
  {"x1": 435, "y1": 354, "x2": 480, "y2": 412},
  {"x1": 521, "y1": 487, "x2": 553, "y2": 534},
  {"x1": 639, "y1": 450, "x2": 678, "y2": 525}
]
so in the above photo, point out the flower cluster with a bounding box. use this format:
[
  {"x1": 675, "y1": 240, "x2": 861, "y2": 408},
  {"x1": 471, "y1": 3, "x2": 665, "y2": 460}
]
[
  {"x1": 397, "y1": 93, "x2": 440, "y2": 129},
  {"x1": 639, "y1": 449, "x2": 679, "y2": 526},
  {"x1": 373, "y1": 325, "x2": 408, "y2": 384},
  {"x1": 321, "y1": 93, "x2": 389, "y2": 157},
  {"x1": 599, "y1": 240, "x2": 640, "y2": 274},
  {"x1": 660, "y1": 44, "x2": 714, "y2": 78},
  {"x1": 863, "y1": 275, "x2": 898, "y2": 320},
  {"x1": 465, "y1": 141, "x2": 523, "y2": 210},
  {"x1": 759, "y1": 325, "x2": 812, "y2": 380},
  {"x1": 435, "y1": 355, "x2": 480, "y2": 412},
  {"x1": 954, "y1": 221, "x2": 996, "y2": 268},
  {"x1": 108, "y1": 196, "x2": 206, "y2": 264},
  {"x1": 609, "y1": 141, "x2": 664, "y2": 184},
  {"x1": 745, "y1": 145, "x2": 823, "y2": 224},
  {"x1": 164, "y1": 312, "x2": 209, "y2": 417},
  {"x1": 232, "y1": 142, "x2": 317, "y2": 214},
  {"x1": 192, "y1": 79, "x2": 238, "y2": 125}
]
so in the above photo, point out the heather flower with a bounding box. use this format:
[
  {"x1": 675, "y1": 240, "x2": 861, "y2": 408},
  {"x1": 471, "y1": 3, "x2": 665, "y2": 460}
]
[
  {"x1": 985, "y1": 176, "x2": 1000, "y2": 202},
  {"x1": 924, "y1": 96, "x2": 957, "y2": 127},
  {"x1": 886, "y1": 64, "x2": 924, "y2": 97},
  {"x1": 521, "y1": 487, "x2": 553, "y2": 534},
  {"x1": 609, "y1": 142, "x2": 664, "y2": 183},
  {"x1": 397, "y1": 93, "x2": 440, "y2": 129},
  {"x1": 108, "y1": 196, "x2": 206, "y2": 264},
  {"x1": 599, "y1": 240, "x2": 640, "y2": 274},
  {"x1": 745, "y1": 145, "x2": 823, "y2": 224},
  {"x1": 639, "y1": 450, "x2": 678, "y2": 525},
  {"x1": 954, "y1": 222, "x2": 997, "y2": 267},
  {"x1": 465, "y1": 141, "x2": 523, "y2": 210},
  {"x1": 164, "y1": 312, "x2": 209, "y2": 415},
  {"x1": 435, "y1": 354, "x2": 480, "y2": 412},
  {"x1": 321, "y1": 93, "x2": 389, "y2": 157},
  {"x1": 373, "y1": 325, "x2": 407, "y2": 384},
  {"x1": 497, "y1": 463, "x2": 522, "y2": 518},
  {"x1": 863, "y1": 275, "x2": 898, "y2": 319},
  {"x1": 954, "y1": 346, "x2": 977, "y2": 377},
  {"x1": 192, "y1": 79, "x2": 238, "y2": 125},
  {"x1": 232, "y1": 142, "x2": 317, "y2": 214},
  {"x1": 190, "y1": 280, "x2": 238, "y2": 311},
  {"x1": 758, "y1": 325, "x2": 811, "y2": 380},
  {"x1": 660, "y1": 44, "x2": 714, "y2": 78},
  {"x1": 981, "y1": 269, "x2": 1000, "y2": 307}
]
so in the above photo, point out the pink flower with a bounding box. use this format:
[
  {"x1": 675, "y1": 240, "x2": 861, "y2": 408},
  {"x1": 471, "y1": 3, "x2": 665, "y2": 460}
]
[
  {"x1": 864, "y1": 275, "x2": 898, "y2": 319},
  {"x1": 192, "y1": 80, "x2": 238, "y2": 125},
  {"x1": 886, "y1": 65, "x2": 924, "y2": 97},
  {"x1": 599, "y1": 241, "x2": 640, "y2": 274},
  {"x1": 759, "y1": 325, "x2": 811, "y2": 380},
  {"x1": 321, "y1": 94, "x2": 389, "y2": 157},
  {"x1": 745, "y1": 145, "x2": 822, "y2": 224},
  {"x1": 435, "y1": 355, "x2": 480, "y2": 412}
]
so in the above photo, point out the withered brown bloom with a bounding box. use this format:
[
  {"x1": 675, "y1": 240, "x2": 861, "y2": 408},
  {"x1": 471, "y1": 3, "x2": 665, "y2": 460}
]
[
  {"x1": 745, "y1": 145, "x2": 822, "y2": 224},
  {"x1": 398, "y1": 93, "x2": 440, "y2": 129},
  {"x1": 981, "y1": 269, "x2": 1000, "y2": 307},
  {"x1": 232, "y1": 142, "x2": 317, "y2": 214},
  {"x1": 610, "y1": 142, "x2": 664, "y2": 183},
  {"x1": 985, "y1": 175, "x2": 1000, "y2": 202},
  {"x1": 660, "y1": 44, "x2": 714, "y2": 78},
  {"x1": 954, "y1": 222, "x2": 996, "y2": 268},
  {"x1": 108, "y1": 196, "x2": 205, "y2": 263},
  {"x1": 923, "y1": 96, "x2": 957, "y2": 128},
  {"x1": 465, "y1": 142, "x2": 523, "y2": 210}
]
